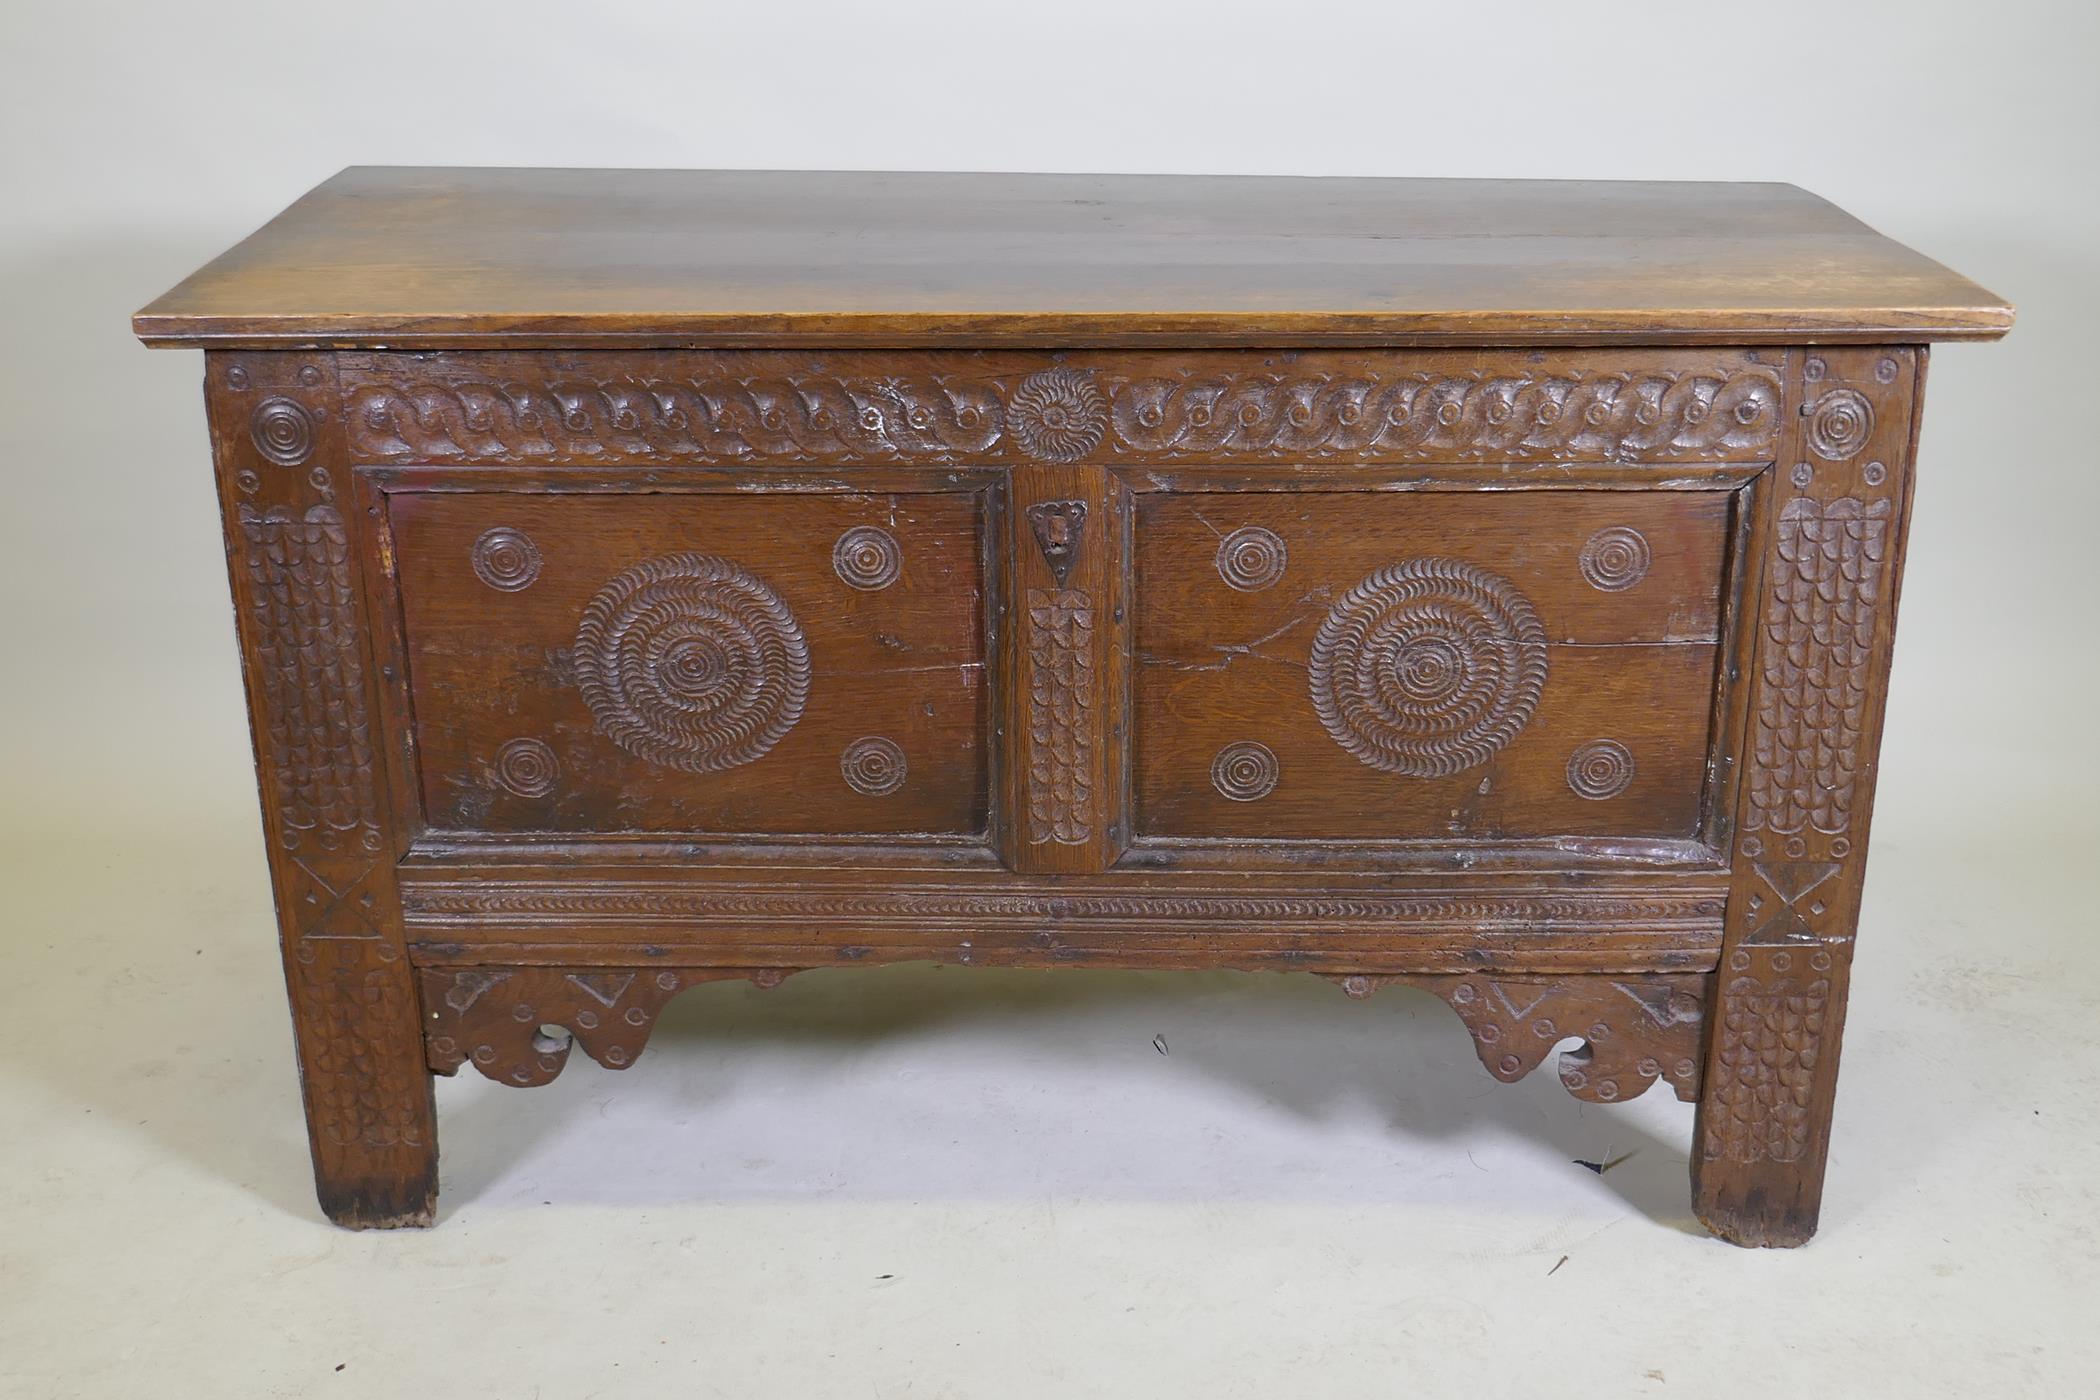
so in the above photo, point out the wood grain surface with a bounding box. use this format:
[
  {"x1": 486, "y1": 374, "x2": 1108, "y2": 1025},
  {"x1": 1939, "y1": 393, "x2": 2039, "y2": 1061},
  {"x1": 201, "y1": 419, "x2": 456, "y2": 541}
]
[
  {"x1": 386, "y1": 488, "x2": 991, "y2": 838},
  {"x1": 134, "y1": 168, "x2": 2012, "y2": 348}
]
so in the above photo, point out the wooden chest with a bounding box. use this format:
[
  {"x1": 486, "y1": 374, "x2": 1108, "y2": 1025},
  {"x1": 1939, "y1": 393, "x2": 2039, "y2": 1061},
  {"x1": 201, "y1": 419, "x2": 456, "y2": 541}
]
[{"x1": 134, "y1": 168, "x2": 2010, "y2": 1244}]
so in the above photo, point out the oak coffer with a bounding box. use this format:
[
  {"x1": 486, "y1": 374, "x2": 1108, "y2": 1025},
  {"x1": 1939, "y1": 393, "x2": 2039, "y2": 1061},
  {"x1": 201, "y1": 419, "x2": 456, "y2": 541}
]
[{"x1": 133, "y1": 168, "x2": 2011, "y2": 1245}]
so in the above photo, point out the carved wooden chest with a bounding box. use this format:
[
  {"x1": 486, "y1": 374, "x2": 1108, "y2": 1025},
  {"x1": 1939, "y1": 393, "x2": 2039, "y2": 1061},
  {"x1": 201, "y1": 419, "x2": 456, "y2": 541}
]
[{"x1": 134, "y1": 168, "x2": 2010, "y2": 1244}]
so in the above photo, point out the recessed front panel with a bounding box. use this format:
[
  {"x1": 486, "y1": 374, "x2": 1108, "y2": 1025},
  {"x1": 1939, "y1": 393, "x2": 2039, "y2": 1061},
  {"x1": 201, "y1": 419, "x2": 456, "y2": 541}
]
[
  {"x1": 1134, "y1": 489, "x2": 1734, "y2": 842},
  {"x1": 387, "y1": 488, "x2": 989, "y2": 837}
]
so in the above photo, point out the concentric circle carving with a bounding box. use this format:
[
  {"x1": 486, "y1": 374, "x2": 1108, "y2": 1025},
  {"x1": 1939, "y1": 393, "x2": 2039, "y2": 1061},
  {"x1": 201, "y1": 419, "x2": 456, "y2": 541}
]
[
  {"x1": 1566, "y1": 739, "x2": 1634, "y2": 800},
  {"x1": 1215, "y1": 526, "x2": 1288, "y2": 592},
  {"x1": 840, "y1": 736, "x2": 907, "y2": 795},
  {"x1": 471, "y1": 527, "x2": 542, "y2": 592},
  {"x1": 573, "y1": 552, "x2": 810, "y2": 774},
  {"x1": 1211, "y1": 741, "x2": 1280, "y2": 801},
  {"x1": 1308, "y1": 558, "x2": 1548, "y2": 778},
  {"x1": 832, "y1": 526, "x2": 901, "y2": 591},
  {"x1": 250, "y1": 397, "x2": 316, "y2": 466},
  {"x1": 493, "y1": 738, "x2": 559, "y2": 797},
  {"x1": 1804, "y1": 388, "x2": 1874, "y2": 460},
  {"x1": 1577, "y1": 527, "x2": 1651, "y2": 592},
  {"x1": 1008, "y1": 368, "x2": 1107, "y2": 463}
]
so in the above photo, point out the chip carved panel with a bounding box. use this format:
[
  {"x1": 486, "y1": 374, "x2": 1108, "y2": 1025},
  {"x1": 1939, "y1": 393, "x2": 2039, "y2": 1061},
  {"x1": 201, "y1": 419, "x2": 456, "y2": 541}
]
[{"x1": 1024, "y1": 588, "x2": 1095, "y2": 845}]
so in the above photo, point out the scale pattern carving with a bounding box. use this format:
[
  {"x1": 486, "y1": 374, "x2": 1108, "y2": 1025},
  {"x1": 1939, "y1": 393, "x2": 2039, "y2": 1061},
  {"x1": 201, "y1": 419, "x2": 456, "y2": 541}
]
[
  {"x1": 238, "y1": 503, "x2": 381, "y2": 858},
  {"x1": 297, "y1": 943, "x2": 427, "y2": 1148},
  {"x1": 1703, "y1": 946, "x2": 1834, "y2": 1164},
  {"x1": 343, "y1": 363, "x2": 1781, "y2": 464},
  {"x1": 1026, "y1": 588, "x2": 1095, "y2": 844},
  {"x1": 1747, "y1": 497, "x2": 1891, "y2": 834}
]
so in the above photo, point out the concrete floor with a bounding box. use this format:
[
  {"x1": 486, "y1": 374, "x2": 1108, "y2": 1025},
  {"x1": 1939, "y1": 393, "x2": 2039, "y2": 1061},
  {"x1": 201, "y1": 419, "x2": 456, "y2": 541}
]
[{"x1": 3, "y1": 730, "x2": 2094, "y2": 1398}]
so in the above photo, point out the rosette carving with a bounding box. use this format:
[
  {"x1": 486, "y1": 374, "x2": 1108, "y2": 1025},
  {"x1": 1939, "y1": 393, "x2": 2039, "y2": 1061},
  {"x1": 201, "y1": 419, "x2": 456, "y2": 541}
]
[
  {"x1": 832, "y1": 526, "x2": 901, "y2": 591},
  {"x1": 1215, "y1": 526, "x2": 1287, "y2": 592},
  {"x1": 250, "y1": 396, "x2": 318, "y2": 466},
  {"x1": 1007, "y1": 369, "x2": 1107, "y2": 462},
  {"x1": 1577, "y1": 526, "x2": 1650, "y2": 592},
  {"x1": 573, "y1": 553, "x2": 810, "y2": 774},
  {"x1": 492, "y1": 738, "x2": 559, "y2": 797},
  {"x1": 1803, "y1": 388, "x2": 1874, "y2": 460},
  {"x1": 840, "y1": 736, "x2": 907, "y2": 796},
  {"x1": 1308, "y1": 559, "x2": 1548, "y2": 778},
  {"x1": 471, "y1": 526, "x2": 542, "y2": 592},
  {"x1": 1566, "y1": 739, "x2": 1634, "y2": 799},
  {"x1": 1211, "y1": 741, "x2": 1280, "y2": 801}
]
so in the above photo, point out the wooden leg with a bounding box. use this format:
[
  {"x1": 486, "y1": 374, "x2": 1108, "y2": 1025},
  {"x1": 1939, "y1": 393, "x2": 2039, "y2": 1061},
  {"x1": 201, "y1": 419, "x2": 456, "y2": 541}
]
[
  {"x1": 286, "y1": 938, "x2": 439, "y2": 1228},
  {"x1": 205, "y1": 352, "x2": 436, "y2": 1226},
  {"x1": 1690, "y1": 940, "x2": 1853, "y2": 1247}
]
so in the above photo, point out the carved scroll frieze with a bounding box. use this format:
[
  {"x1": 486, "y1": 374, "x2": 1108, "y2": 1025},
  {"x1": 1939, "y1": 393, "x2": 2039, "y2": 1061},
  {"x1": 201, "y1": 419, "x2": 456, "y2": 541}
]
[
  {"x1": 1025, "y1": 588, "x2": 1095, "y2": 844},
  {"x1": 339, "y1": 353, "x2": 1783, "y2": 466},
  {"x1": 1333, "y1": 972, "x2": 1706, "y2": 1103},
  {"x1": 422, "y1": 966, "x2": 798, "y2": 1086}
]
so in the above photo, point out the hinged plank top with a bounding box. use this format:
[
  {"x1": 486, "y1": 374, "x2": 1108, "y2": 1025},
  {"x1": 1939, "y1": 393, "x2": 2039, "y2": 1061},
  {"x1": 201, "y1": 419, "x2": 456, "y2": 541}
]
[{"x1": 134, "y1": 167, "x2": 2011, "y2": 349}]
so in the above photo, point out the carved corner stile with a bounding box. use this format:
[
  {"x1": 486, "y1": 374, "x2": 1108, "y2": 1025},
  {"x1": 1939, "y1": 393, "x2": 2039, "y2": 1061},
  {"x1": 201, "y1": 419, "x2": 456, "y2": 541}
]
[
  {"x1": 207, "y1": 350, "x2": 437, "y2": 1228},
  {"x1": 1691, "y1": 347, "x2": 1922, "y2": 1248}
]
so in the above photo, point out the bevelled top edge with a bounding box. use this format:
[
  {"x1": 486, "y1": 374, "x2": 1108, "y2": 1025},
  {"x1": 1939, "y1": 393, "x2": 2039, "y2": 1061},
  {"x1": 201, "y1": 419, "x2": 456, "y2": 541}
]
[{"x1": 132, "y1": 167, "x2": 2015, "y2": 349}]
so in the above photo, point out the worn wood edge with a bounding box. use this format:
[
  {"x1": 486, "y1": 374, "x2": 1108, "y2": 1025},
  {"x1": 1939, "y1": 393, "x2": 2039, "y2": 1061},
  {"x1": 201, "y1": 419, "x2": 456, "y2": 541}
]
[
  {"x1": 313, "y1": 1171, "x2": 439, "y2": 1230},
  {"x1": 131, "y1": 305, "x2": 2015, "y2": 350}
]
